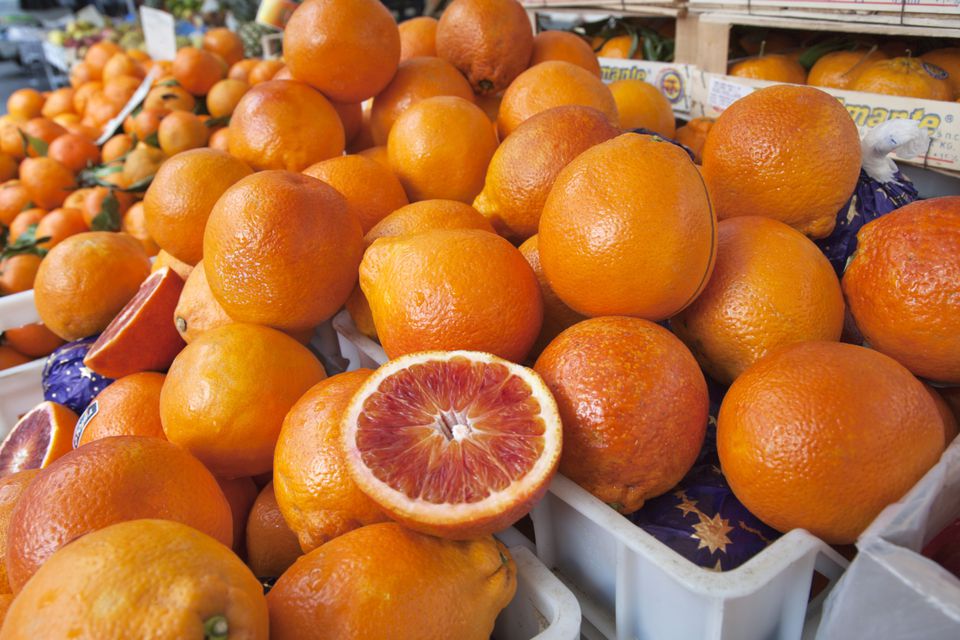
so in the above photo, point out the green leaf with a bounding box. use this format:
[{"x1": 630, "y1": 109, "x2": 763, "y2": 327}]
[
  {"x1": 0, "y1": 223, "x2": 51, "y2": 260},
  {"x1": 125, "y1": 174, "x2": 155, "y2": 193},
  {"x1": 204, "y1": 115, "x2": 230, "y2": 129},
  {"x1": 20, "y1": 200, "x2": 35, "y2": 212},
  {"x1": 143, "y1": 131, "x2": 160, "y2": 148},
  {"x1": 77, "y1": 162, "x2": 125, "y2": 189},
  {"x1": 18, "y1": 130, "x2": 48, "y2": 157},
  {"x1": 91, "y1": 191, "x2": 121, "y2": 232},
  {"x1": 157, "y1": 78, "x2": 180, "y2": 87}
]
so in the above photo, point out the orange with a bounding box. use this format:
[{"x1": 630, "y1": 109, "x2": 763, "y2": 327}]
[
  {"x1": 0, "y1": 153, "x2": 15, "y2": 182},
  {"x1": 39, "y1": 87, "x2": 74, "y2": 119},
  {"x1": 100, "y1": 132, "x2": 133, "y2": 162},
  {"x1": 531, "y1": 30, "x2": 601, "y2": 77},
  {"x1": 387, "y1": 96, "x2": 498, "y2": 203},
  {"x1": 102, "y1": 75, "x2": 142, "y2": 107},
  {"x1": 20, "y1": 118, "x2": 68, "y2": 157},
  {"x1": 266, "y1": 523, "x2": 516, "y2": 640},
  {"x1": 82, "y1": 41, "x2": 122, "y2": 79},
  {"x1": 497, "y1": 60, "x2": 618, "y2": 138},
  {"x1": 360, "y1": 229, "x2": 542, "y2": 361},
  {"x1": 129, "y1": 107, "x2": 168, "y2": 141},
  {"x1": 609, "y1": 79, "x2": 675, "y2": 137},
  {"x1": 18, "y1": 157, "x2": 74, "y2": 210},
  {"x1": 34, "y1": 232, "x2": 151, "y2": 341},
  {"x1": 370, "y1": 56, "x2": 475, "y2": 145},
  {"x1": 283, "y1": 0, "x2": 400, "y2": 102},
  {"x1": 535, "y1": 316, "x2": 708, "y2": 513},
  {"x1": 101, "y1": 53, "x2": 144, "y2": 82},
  {"x1": 208, "y1": 126, "x2": 230, "y2": 151},
  {"x1": 922, "y1": 48, "x2": 960, "y2": 98},
  {"x1": 217, "y1": 476, "x2": 258, "y2": 556},
  {"x1": 436, "y1": 0, "x2": 533, "y2": 95},
  {"x1": 927, "y1": 385, "x2": 959, "y2": 446},
  {"x1": 0, "y1": 123, "x2": 26, "y2": 161},
  {"x1": 228, "y1": 58, "x2": 260, "y2": 82},
  {"x1": 247, "y1": 59, "x2": 284, "y2": 85},
  {"x1": 303, "y1": 155, "x2": 409, "y2": 232},
  {"x1": 246, "y1": 482, "x2": 303, "y2": 577},
  {"x1": 143, "y1": 84, "x2": 196, "y2": 112},
  {"x1": 597, "y1": 34, "x2": 642, "y2": 59},
  {"x1": 172, "y1": 47, "x2": 224, "y2": 96},
  {"x1": 357, "y1": 143, "x2": 389, "y2": 168},
  {"x1": 730, "y1": 54, "x2": 807, "y2": 83},
  {"x1": 0, "y1": 181, "x2": 30, "y2": 225},
  {"x1": 229, "y1": 80, "x2": 345, "y2": 171},
  {"x1": 204, "y1": 171, "x2": 363, "y2": 330},
  {"x1": 47, "y1": 132, "x2": 99, "y2": 171},
  {"x1": 173, "y1": 260, "x2": 234, "y2": 343},
  {"x1": 0, "y1": 519, "x2": 267, "y2": 639},
  {"x1": 160, "y1": 323, "x2": 326, "y2": 478},
  {"x1": 518, "y1": 235, "x2": 585, "y2": 357},
  {"x1": 808, "y1": 49, "x2": 888, "y2": 89},
  {"x1": 75, "y1": 372, "x2": 166, "y2": 446},
  {"x1": 274, "y1": 370, "x2": 387, "y2": 551},
  {"x1": 0, "y1": 401, "x2": 76, "y2": 477},
  {"x1": 399, "y1": 16, "x2": 438, "y2": 61},
  {"x1": 702, "y1": 85, "x2": 861, "y2": 238},
  {"x1": 203, "y1": 27, "x2": 245, "y2": 66},
  {"x1": 346, "y1": 99, "x2": 375, "y2": 152},
  {"x1": 0, "y1": 347, "x2": 29, "y2": 371},
  {"x1": 34, "y1": 206, "x2": 88, "y2": 249},
  {"x1": 0, "y1": 255, "x2": 41, "y2": 295},
  {"x1": 672, "y1": 216, "x2": 845, "y2": 384},
  {"x1": 852, "y1": 57, "x2": 952, "y2": 100},
  {"x1": 206, "y1": 78, "x2": 249, "y2": 117},
  {"x1": 365, "y1": 199, "x2": 494, "y2": 241},
  {"x1": 674, "y1": 117, "x2": 714, "y2": 163},
  {"x1": 4, "y1": 436, "x2": 233, "y2": 590},
  {"x1": 71, "y1": 80, "x2": 101, "y2": 115},
  {"x1": 0, "y1": 470, "x2": 38, "y2": 593},
  {"x1": 718, "y1": 341, "x2": 944, "y2": 544},
  {"x1": 143, "y1": 148, "x2": 253, "y2": 265},
  {"x1": 69, "y1": 62, "x2": 94, "y2": 88},
  {"x1": 2, "y1": 323, "x2": 63, "y2": 358},
  {"x1": 81, "y1": 90, "x2": 121, "y2": 127},
  {"x1": 122, "y1": 141, "x2": 165, "y2": 186},
  {"x1": 331, "y1": 100, "x2": 362, "y2": 144},
  {"x1": 7, "y1": 208, "x2": 43, "y2": 243},
  {"x1": 157, "y1": 110, "x2": 209, "y2": 155},
  {"x1": 81, "y1": 185, "x2": 135, "y2": 226},
  {"x1": 539, "y1": 133, "x2": 716, "y2": 319},
  {"x1": 842, "y1": 196, "x2": 960, "y2": 383},
  {"x1": 473, "y1": 105, "x2": 618, "y2": 242},
  {"x1": 151, "y1": 249, "x2": 193, "y2": 281},
  {"x1": 6, "y1": 89, "x2": 44, "y2": 120}
]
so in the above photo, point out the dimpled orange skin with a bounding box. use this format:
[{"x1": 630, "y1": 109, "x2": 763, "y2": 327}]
[
  {"x1": 246, "y1": 482, "x2": 303, "y2": 578},
  {"x1": 216, "y1": 476, "x2": 258, "y2": 556},
  {"x1": 534, "y1": 317, "x2": 708, "y2": 513},
  {"x1": 674, "y1": 117, "x2": 714, "y2": 164},
  {"x1": 702, "y1": 85, "x2": 861, "y2": 239},
  {"x1": 0, "y1": 519, "x2": 268, "y2": 640},
  {"x1": 76, "y1": 372, "x2": 167, "y2": 446},
  {"x1": 530, "y1": 30, "x2": 601, "y2": 77},
  {"x1": 717, "y1": 342, "x2": 944, "y2": 544},
  {"x1": 274, "y1": 370, "x2": 388, "y2": 553},
  {"x1": 172, "y1": 47, "x2": 225, "y2": 96},
  {"x1": 4, "y1": 436, "x2": 233, "y2": 591},
  {"x1": 18, "y1": 157, "x2": 74, "y2": 210},
  {"x1": 0, "y1": 471, "x2": 38, "y2": 593},
  {"x1": 229, "y1": 80, "x2": 345, "y2": 172},
  {"x1": 173, "y1": 260, "x2": 234, "y2": 343},
  {"x1": 160, "y1": 324, "x2": 327, "y2": 479},
  {"x1": 671, "y1": 217, "x2": 845, "y2": 385},
  {"x1": 303, "y1": 155, "x2": 409, "y2": 233},
  {"x1": 143, "y1": 148, "x2": 253, "y2": 265},
  {"x1": 538, "y1": 133, "x2": 716, "y2": 320},
  {"x1": 266, "y1": 522, "x2": 516, "y2": 640},
  {"x1": 283, "y1": 0, "x2": 400, "y2": 103},
  {"x1": 360, "y1": 229, "x2": 543, "y2": 362},
  {"x1": 34, "y1": 232, "x2": 152, "y2": 341},
  {"x1": 399, "y1": 16, "x2": 438, "y2": 61},
  {"x1": 519, "y1": 235, "x2": 586, "y2": 358},
  {"x1": 729, "y1": 54, "x2": 807, "y2": 84},
  {"x1": 365, "y1": 199, "x2": 494, "y2": 243},
  {"x1": 370, "y1": 56, "x2": 475, "y2": 145},
  {"x1": 204, "y1": 171, "x2": 363, "y2": 331},
  {"x1": 497, "y1": 61, "x2": 618, "y2": 139},
  {"x1": 387, "y1": 96, "x2": 498, "y2": 203},
  {"x1": 852, "y1": 57, "x2": 952, "y2": 100},
  {"x1": 473, "y1": 105, "x2": 619, "y2": 243},
  {"x1": 609, "y1": 79, "x2": 676, "y2": 137},
  {"x1": 807, "y1": 49, "x2": 888, "y2": 90},
  {"x1": 842, "y1": 197, "x2": 960, "y2": 383}
]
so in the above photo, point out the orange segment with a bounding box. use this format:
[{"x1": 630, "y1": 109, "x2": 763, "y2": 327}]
[
  {"x1": 0, "y1": 402, "x2": 77, "y2": 477},
  {"x1": 342, "y1": 350, "x2": 562, "y2": 539}
]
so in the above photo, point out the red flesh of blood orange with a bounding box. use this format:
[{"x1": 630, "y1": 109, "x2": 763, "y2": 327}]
[{"x1": 0, "y1": 401, "x2": 76, "y2": 477}]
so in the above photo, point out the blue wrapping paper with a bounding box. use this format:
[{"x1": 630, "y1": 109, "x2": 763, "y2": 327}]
[{"x1": 42, "y1": 337, "x2": 114, "y2": 415}]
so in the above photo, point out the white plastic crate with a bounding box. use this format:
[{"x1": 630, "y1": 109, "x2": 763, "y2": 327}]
[{"x1": 0, "y1": 290, "x2": 44, "y2": 436}]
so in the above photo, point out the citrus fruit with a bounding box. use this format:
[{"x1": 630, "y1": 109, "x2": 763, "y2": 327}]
[
  {"x1": 473, "y1": 104, "x2": 618, "y2": 242},
  {"x1": 206, "y1": 78, "x2": 249, "y2": 118},
  {"x1": 74, "y1": 372, "x2": 166, "y2": 447},
  {"x1": 852, "y1": 57, "x2": 952, "y2": 100},
  {"x1": 0, "y1": 254, "x2": 41, "y2": 296},
  {"x1": 342, "y1": 350, "x2": 561, "y2": 539},
  {"x1": 330, "y1": 100, "x2": 362, "y2": 144},
  {"x1": 100, "y1": 132, "x2": 132, "y2": 162},
  {"x1": 208, "y1": 126, "x2": 230, "y2": 151},
  {"x1": 672, "y1": 216, "x2": 845, "y2": 384},
  {"x1": 0, "y1": 402, "x2": 75, "y2": 478},
  {"x1": 842, "y1": 196, "x2": 960, "y2": 383},
  {"x1": 229, "y1": 80, "x2": 345, "y2": 171},
  {"x1": 246, "y1": 482, "x2": 303, "y2": 578},
  {"x1": 47, "y1": 133, "x2": 99, "y2": 172},
  {"x1": 365, "y1": 199, "x2": 494, "y2": 241},
  {"x1": 18, "y1": 156, "x2": 74, "y2": 210},
  {"x1": 609, "y1": 79, "x2": 676, "y2": 137},
  {"x1": 34, "y1": 207, "x2": 88, "y2": 251},
  {"x1": 497, "y1": 60, "x2": 618, "y2": 138},
  {"x1": 436, "y1": 0, "x2": 533, "y2": 95},
  {"x1": 0, "y1": 348, "x2": 29, "y2": 371},
  {"x1": 34, "y1": 232, "x2": 151, "y2": 341},
  {"x1": 102, "y1": 54, "x2": 143, "y2": 82},
  {"x1": 2, "y1": 324, "x2": 63, "y2": 359},
  {"x1": 228, "y1": 59, "x2": 259, "y2": 82},
  {"x1": 39, "y1": 87, "x2": 74, "y2": 118},
  {"x1": 172, "y1": 47, "x2": 225, "y2": 96},
  {"x1": 534, "y1": 317, "x2": 708, "y2": 513},
  {"x1": 143, "y1": 84, "x2": 196, "y2": 112},
  {"x1": 808, "y1": 48, "x2": 888, "y2": 89},
  {"x1": 674, "y1": 117, "x2": 714, "y2": 163},
  {"x1": 360, "y1": 229, "x2": 542, "y2": 361},
  {"x1": 217, "y1": 476, "x2": 258, "y2": 556},
  {"x1": 370, "y1": 56, "x2": 475, "y2": 145},
  {"x1": 203, "y1": 171, "x2": 363, "y2": 330},
  {"x1": 247, "y1": 59, "x2": 284, "y2": 85},
  {"x1": 0, "y1": 519, "x2": 268, "y2": 639},
  {"x1": 356, "y1": 142, "x2": 388, "y2": 166},
  {"x1": 143, "y1": 148, "x2": 253, "y2": 265},
  {"x1": 267, "y1": 522, "x2": 516, "y2": 640},
  {"x1": 123, "y1": 142, "x2": 166, "y2": 187},
  {"x1": 387, "y1": 95, "x2": 498, "y2": 203},
  {"x1": 7, "y1": 209, "x2": 43, "y2": 243},
  {"x1": 702, "y1": 84, "x2": 861, "y2": 239},
  {"x1": 0, "y1": 181, "x2": 30, "y2": 225},
  {"x1": 0, "y1": 470, "x2": 38, "y2": 593},
  {"x1": 173, "y1": 260, "x2": 233, "y2": 343},
  {"x1": 274, "y1": 370, "x2": 387, "y2": 552},
  {"x1": 151, "y1": 249, "x2": 193, "y2": 280},
  {"x1": 160, "y1": 323, "x2": 326, "y2": 478},
  {"x1": 82, "y1": 41, "x2": 122, "y2": 79},
  {"x1": 157, "y1": 110, "x2": 209, "y2": 155},
  {"x1": 518, "y1": 235, "x2": 585, "y2": 357},
  {"x1": 0, "y1": 153, "x2": 15, "y2": 182},
  {"x1": 303, "y1": 155, "x2": 409, "y2": 233},
  {"x1": 539, "y1": 133, "x2": 715, "y2": 320},
  {"x1": 399, "y1": 16, "x2": 438, "y2": 61},
  {"x1": 597, "y1": 34, "x2": 642, "y2": 59},
  {"x1": 922, "y1": 48, "x2": 960, "y2": 98},
  {"x1": 5, "y1": 435, "x2": 233, "y2": 590},
  {"x1": 203, "y1": 27, "x2": 245, "y2": 66},
  {"x1": 531, "y1": 30, "x2": 601, "y2": 77},
  {"x1": 283, "y1": 0, "x2": 400, "y2": 103},
  {"x1": 730, "y1": 54, "x2": 807, "y2": 83},
  {"x1": 927, "y1": 385, "x2": 959, "y2": 446},
  {"x1": 718, "y1": 341, "x2": 944, "y2": 544},
  {"x1": 6, "y1": 89, "x2": 44, "y2": 120}
]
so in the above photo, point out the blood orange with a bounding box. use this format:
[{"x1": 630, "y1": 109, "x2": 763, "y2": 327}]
[
  {"x1": 341, "y1": 351, "x2": 562, "y2": 540},
  {"x1": 83, "y1": 267, "x2": 186, "y2": 378},
  {"x1": 0, "y1": 402, "x2": 76, "y2": 477}
]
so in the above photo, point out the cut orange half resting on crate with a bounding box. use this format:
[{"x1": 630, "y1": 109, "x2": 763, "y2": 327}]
[
  {"x1": 341, "y1": 350, "x2": 562, "y2": 540},
  {"x1": 0, "y1": 401, "x2": 77, "y2": 477}
]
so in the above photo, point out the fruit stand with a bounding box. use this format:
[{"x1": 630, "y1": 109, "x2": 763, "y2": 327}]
[{"x1": 0, "y1": 0, "x2": 958, "y2": 638}]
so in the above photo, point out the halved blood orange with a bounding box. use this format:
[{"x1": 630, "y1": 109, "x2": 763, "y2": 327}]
[
  {"x1": 342, "y1": 350, "x2": 563, "y2": 539},
  {"x1": 0, "y1": 401, "x2": 77, "y2": 477},
  {"x1": 83, "y1": 267, "x2": 187, "y2": 378}
]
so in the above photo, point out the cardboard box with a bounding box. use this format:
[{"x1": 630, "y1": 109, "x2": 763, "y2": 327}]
[{"x1": 600, "y1": 58, "x2": 696, "y2": 115}]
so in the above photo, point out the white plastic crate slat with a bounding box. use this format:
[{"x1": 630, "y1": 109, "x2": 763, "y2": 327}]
[{"x1": 495, "y1": 546, "x2": 583, "y2": 640}]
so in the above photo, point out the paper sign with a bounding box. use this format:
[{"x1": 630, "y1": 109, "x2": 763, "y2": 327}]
[
  {"x1": 140, "y1": 7, "x2": 177, "y2": 62},
  {"x1": 256, "y1": 0, "x2": 299, "y2": 29},
  {"x1": 599, "y1": 58, "x2": 695, "y2": 115},
  {"x1": 96, "y1": 66, "x2": 162, "y2": 146}
]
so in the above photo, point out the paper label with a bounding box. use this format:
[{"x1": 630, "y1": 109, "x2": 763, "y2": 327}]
[
  {"x1": 705, "y1": 77, "x2": 755, "y2": 114},
  {"x1": 140, "y1": 7, "x2": 177, "y2": 62},
  {"x1": 599, "y1": 59, "x2": 695, "y2": 115}
]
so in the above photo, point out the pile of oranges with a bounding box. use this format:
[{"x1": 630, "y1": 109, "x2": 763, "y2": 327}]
[{"x1": 0, "y1": 0, "x2": 957, "y2": 636}]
